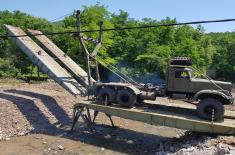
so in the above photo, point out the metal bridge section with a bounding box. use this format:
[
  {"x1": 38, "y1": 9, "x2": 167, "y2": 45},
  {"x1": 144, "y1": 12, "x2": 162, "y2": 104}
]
[
  {"x1": 72, "y1": 101, "x2": 235, "y2": 135},
  {"x1": 5, "y1": 25, "x2": 86, "y2": 96},
  {"x1": 27, "y1": 29, "x2": 95, "y2": 88}
]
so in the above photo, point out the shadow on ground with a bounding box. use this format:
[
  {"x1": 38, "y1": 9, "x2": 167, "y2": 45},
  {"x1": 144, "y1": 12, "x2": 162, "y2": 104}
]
[
  {"x1": 0, "y1": 89, "x2": 207, "y2": 154},
  {"x1": 5, "y1": 89, "x2": 71, "y2": 126}
]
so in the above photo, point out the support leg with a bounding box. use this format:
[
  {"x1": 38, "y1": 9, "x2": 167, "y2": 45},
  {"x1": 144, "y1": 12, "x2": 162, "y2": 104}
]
[
  {"x1": 81, "y1": 114, "x2": 93, "y2": 132},
  {"x1": 93, "y1": 110, "x2": 99, "y2": 123},
  {"x1": 106, "y1": 114, "x2": 115, "y2": 127},
  {"x1": 71, "y1": 106, "x2": 84, "y2": 131},
  {"x1": 86, "y1": 107, "x2": 92, "y2": 122}
]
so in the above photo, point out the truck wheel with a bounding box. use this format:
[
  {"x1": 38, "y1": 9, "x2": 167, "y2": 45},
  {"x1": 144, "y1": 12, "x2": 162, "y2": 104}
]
[
  {"x1": 197, "y1": 98, "x2": 225, "y2": 121},
  {"x1": 137, "y1": 96, "x2": 144, "y2": 104},
  {"x1": 97, "y1": 88, "x2": 115, "y2": 104},
  {"x1": 116, "y1": 89, "x2": 137, "y2": 108}
]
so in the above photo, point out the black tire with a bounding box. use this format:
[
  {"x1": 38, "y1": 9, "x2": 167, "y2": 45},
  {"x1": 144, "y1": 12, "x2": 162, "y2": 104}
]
[
  {"x1": 116, "y1": 89, "x2": 137, "y2": 108},
  {"x1": 96, "y1": 88, "x2": 115, "y2": 104},
  {"x1": 135, "y1": 97, "x2": 144, "y2": 106},
  {"x1": 197, "y1": 98, "x2": 225, "y2": 121},
  {"x1": 137, "y1": 96, "x2": 144, "y2": 104},
  {"x1": 167, "y1": 92, "x2": 173, "y2": 98}
]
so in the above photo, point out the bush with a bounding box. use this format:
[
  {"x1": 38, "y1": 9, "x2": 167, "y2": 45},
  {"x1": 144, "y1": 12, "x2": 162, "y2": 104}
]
[{"x1": 0, "y1": 58, "x2": 20, "y2": 77}]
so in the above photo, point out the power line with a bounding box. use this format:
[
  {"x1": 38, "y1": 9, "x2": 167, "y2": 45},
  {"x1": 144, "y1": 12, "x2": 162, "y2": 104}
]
[
  {"x1": 49, "y1": 12, "x2": 74, "y2": 22},
  {"x1": 97, "y1": 18, "x2": 235, "y2": 32},
  {"x1": 1, "y1": 18, "x2": 235, "y2": 39},
  {"x1": 0, "y1": 30, "x2": 75, "y2": 39}
]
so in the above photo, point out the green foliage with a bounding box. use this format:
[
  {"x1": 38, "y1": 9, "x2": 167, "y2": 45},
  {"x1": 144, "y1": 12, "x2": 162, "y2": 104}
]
[
  {"x1": 0, "y1": 4, "x2": 234, "y2": 82},
  {"x1": 0, "y1": 10, "x2": 55, "y2": 77},
  {"x1": 0, "y1": 58, "x2": 19, "y2": 77},
  {"x1": 209, "y1": 32, "x2": 235, "y2": 81}
]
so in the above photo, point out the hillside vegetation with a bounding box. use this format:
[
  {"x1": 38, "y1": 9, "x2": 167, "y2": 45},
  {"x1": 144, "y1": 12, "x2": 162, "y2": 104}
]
[{"x1": 0, "y1": 4, "x2": 234, "y2": 82}]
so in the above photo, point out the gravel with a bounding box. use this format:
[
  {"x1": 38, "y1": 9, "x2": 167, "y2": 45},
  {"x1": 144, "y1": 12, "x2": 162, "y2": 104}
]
[
  {"x1": 0, "y1": 80, "x2": 76, "y2": 139},
  {"x1": 0, "y1": 80, "x2": 234, "y2": 155}
]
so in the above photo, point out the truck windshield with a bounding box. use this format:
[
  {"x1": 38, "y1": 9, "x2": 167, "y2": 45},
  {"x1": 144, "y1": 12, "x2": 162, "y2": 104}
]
[{"x1": 175, "y1": 71, "x2": 190, "y2": 79}]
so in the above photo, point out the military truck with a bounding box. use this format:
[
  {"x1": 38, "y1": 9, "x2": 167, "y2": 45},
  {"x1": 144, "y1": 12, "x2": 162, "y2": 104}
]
[
  {"x1": 5, "y1": 24, "x2": 233, "y2": 122},
  {"x1": 95, "y1": 57, "x2": 234, "y2": 121}
]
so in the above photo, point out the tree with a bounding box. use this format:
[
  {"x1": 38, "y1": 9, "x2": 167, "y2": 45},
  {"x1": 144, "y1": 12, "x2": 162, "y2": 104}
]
[{"x1": 0, "y1": 5, "x2": 234, "y2": 82}]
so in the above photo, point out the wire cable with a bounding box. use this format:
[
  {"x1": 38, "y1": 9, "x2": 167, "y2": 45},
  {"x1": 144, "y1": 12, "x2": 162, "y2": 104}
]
[
  {"x1": 95, "y1": 18, "x2": 235, "y2": 32},
  {"x1": 95, "y1": 54, "x2": 141, "y2": 85},
  {"x1": 88, "y1": 53, "x2": 131, "y2": 84},
  {"x1": 1, "y1": 18, "x2": 235, "y2": 39},
  {"x1": 171, "y1": 64, "x2": 224, "y2": 91},
  {"x1": 191, "y1": 66, "x2": 224, "y2": 91},
  {"x1": 49, "y1": 12, "x2": 74, "y2": 22}
]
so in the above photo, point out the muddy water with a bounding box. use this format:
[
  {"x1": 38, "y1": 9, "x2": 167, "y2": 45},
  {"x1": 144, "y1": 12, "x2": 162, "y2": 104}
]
[
  {"x1": 0, "y1": 117, "x2": 181, "y2": 155},
  {"x1": 0, "y1": 134, "x2": 107, "y2": 155}
]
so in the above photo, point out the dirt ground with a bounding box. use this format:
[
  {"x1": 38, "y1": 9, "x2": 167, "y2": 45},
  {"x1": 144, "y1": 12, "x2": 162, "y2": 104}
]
[{"x1": 0, "y1": 79, "x2": 234, "y2": 155}]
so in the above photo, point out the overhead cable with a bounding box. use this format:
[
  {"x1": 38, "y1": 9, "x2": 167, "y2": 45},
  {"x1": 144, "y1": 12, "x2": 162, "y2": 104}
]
[
  {"x1": 1, "y1": 18, "x2": 235, "y2": 39},
  {"x1": 49, "y1": 12, "x2": 74, "y2": 22}
]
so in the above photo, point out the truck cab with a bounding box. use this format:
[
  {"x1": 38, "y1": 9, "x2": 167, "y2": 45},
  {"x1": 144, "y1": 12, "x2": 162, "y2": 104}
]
[
  {"x1": 166, "y1": 57, "x2": 233, "y2": 99},
  {"x1": 165, "y1": 57, "x2": 234, "y2": 121},
  {"x1": 167, "y1": 66, "x2": 192, "y2": 93}
]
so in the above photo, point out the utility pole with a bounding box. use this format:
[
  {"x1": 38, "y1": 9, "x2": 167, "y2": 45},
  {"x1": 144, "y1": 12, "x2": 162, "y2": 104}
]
[
  {"x1": 92, "y1": 21, "x2": 103, "y2": 82},
  {"x1": 76, "y1": 10, "x2": 92, "y2": 87},
  {"x1": 76, "y1": 10, "x2": 104, "y2": 84}
]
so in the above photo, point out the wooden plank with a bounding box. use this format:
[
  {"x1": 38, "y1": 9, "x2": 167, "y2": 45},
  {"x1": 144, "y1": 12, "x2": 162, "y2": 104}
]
[
  {"x1": 75, "y1": 101, "x2": 235, "y2": 135},
  {"x1": 5, "y1": 25, "x2": 87, "y2": 95},
  {"x1": 27, "y1": 29, "x2": 95, "y2": 88}
]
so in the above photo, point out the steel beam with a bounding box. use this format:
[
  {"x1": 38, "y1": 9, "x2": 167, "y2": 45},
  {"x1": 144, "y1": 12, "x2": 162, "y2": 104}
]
[
  {"x1": 74, "y1": 101, "x2": 235, "y2": 135},
  {"x1": 5, "y1": 25, "x2": 86, "y2": 95},
  {"x1": 27, "y1": 29, "x2": 95, "y2": 88}
]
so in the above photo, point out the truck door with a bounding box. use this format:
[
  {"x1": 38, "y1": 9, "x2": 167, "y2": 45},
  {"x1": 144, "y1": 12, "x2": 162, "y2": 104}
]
[{"x1": 172, "y1": 69, "x2": 190, "y2": 93}]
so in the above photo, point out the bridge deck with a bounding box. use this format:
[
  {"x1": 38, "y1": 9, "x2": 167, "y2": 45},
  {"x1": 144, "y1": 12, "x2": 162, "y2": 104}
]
[
  {"x1": 74, "y1": 100, "x2": 235, "y2": 135},
  {"x1": 27, "y1": 29, "x2": 95, "y2": 87},
  {"x1": 5, "y1": 25, "x2": 86, "y2": 95}
]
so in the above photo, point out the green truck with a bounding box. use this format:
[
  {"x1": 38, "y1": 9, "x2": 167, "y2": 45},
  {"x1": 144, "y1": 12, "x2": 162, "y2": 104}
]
[
  {"x1": 5, "y1": 24, "x2": 233, "y2": 122},
  {"x1": 95, "y1": 57, "x2": 234, "y2": 121}
]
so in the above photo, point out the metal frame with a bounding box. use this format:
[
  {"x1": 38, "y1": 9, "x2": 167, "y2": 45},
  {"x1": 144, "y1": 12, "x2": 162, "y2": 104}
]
[
  {"x1": 71, "y1": 100, "x2": 235, "y2": 135},
  {"x1": 76, "y1": 10, "x2": 103, "y2": 86},
  {"x1": 71, "y1": 104, "x2": 115, "y2": 132}
]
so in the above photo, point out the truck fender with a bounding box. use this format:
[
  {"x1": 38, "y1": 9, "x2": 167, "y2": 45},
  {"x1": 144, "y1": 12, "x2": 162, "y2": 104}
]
[
  {"x1": 125, "y1": 85, "x2": 141, "y2": 95},
  {"x1": 193, "y1": 89, "x2": 230, "y2": 101}
]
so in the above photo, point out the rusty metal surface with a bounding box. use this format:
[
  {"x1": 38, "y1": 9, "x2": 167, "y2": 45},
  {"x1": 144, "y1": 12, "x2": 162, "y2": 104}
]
[
  {"x1": 27, "y1": 29, "x2": 95, "y2": 88},
  {"x1": 75, "y1": 101, "x2": 235, "y2": 135},
  {"x1": 5, "y1": 25, "x2": 86, "y2": 95}
]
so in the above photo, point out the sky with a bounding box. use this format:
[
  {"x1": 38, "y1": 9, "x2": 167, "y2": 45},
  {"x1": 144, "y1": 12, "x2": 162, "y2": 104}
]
[{"x1": 0, "y1": 0, "x2": 235, "y2": 32}]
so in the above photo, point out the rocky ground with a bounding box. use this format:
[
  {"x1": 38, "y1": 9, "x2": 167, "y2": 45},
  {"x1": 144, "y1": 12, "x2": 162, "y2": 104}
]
[{"x1": 0, "y1": 79, "x2": 234, "y2": 155}]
